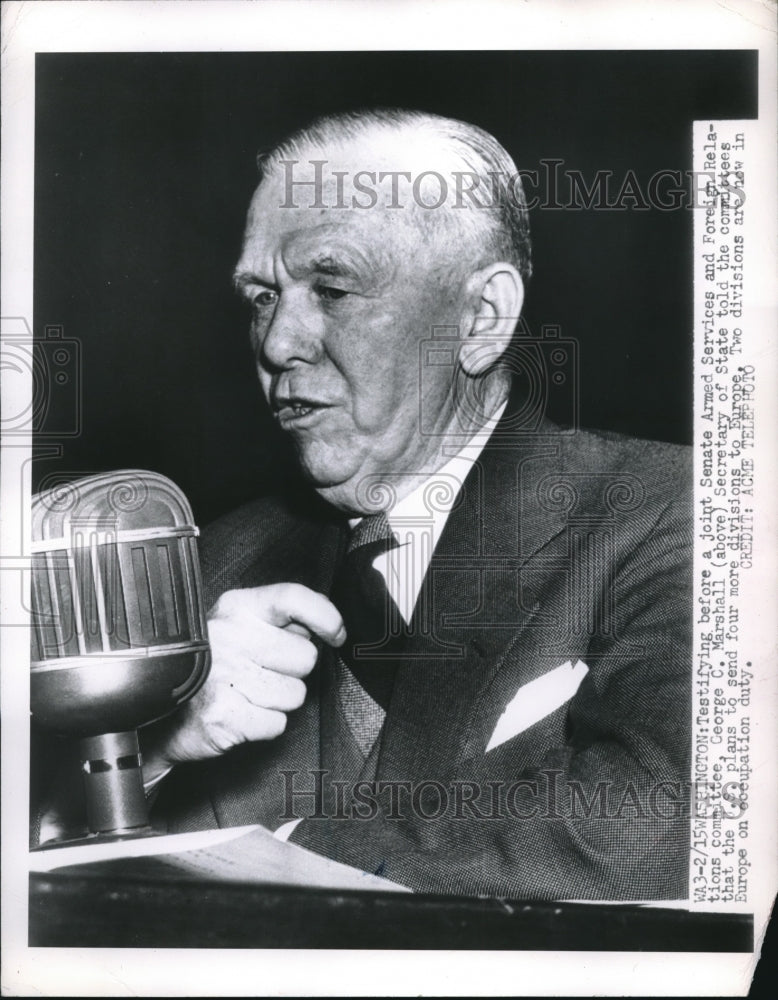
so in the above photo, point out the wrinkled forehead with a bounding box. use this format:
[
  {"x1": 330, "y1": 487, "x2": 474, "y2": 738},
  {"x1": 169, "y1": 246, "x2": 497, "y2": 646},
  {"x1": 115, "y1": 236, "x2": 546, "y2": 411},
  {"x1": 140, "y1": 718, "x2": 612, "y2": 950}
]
[
  {"x1": 239, "y1": 212, "x2": 405, "y2": 289},
  {"x1": 240, "y1": 129, "x2": 473, "y2": 276},
  {"x1": 241, "y1": 180, "x2": 418, "y2": 276}
]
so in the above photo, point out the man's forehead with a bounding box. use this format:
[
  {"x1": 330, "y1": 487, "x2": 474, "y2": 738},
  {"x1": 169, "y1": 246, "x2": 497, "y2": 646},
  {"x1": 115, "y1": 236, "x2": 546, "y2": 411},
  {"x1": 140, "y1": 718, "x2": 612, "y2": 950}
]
[
  {"x1": 239, "y1": 128, "x2": 468, "y2": 276},
  {"x1": 243, "y1": 167, "x2": 423, "y2": 257},
  {"x1": 244, "y1": 200, "x2": 396, "y2": 250},
  {"x1": 251, "y1": 126, "x2": 469, "y2": 211},
  {"x1": 237, "y1": 203, "x2": 407, "y2": 288}
]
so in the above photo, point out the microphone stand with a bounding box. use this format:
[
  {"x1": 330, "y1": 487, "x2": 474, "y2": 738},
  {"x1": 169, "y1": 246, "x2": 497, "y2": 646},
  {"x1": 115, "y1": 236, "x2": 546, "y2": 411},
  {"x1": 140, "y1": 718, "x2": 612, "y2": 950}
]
[
  {"x1": 79, "y1": 731, "x2": 151, "y2": 836},
  {"x1": 30, "y1": 470, "x2": 211, "y2": 850}
]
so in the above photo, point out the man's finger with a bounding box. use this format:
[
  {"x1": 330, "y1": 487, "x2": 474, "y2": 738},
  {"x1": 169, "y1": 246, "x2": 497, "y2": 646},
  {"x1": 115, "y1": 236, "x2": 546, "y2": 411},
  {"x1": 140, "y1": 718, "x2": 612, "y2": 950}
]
[
  {"x1": 263, "y1": 583, "x2": 346, "y2": 644},
  {"x1": 212, "y1": 584, "x2": 346, "y2": 646},
  {"x1": 207, "y1": 618, "x2": 320, "y2": 678},
  {"x1": 200, "y1": 699, "x2": 288, "y2": 752},
  {"x1": 237, "y1": 706, "x2": 288, "y2": 743},
  {"x1": 285, "y1": 622, "x2": 312, "y2": 638},
  {"x1": 226, "y1": 667, "x2": 307, "y2": 713},
  {"x1": 148, "y1": 686, "x2": 290, "y2": 765}
]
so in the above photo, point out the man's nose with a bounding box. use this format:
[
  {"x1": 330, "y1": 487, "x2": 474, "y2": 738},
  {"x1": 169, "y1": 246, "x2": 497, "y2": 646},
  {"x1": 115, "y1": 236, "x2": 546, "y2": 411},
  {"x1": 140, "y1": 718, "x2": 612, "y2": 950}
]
[{"x1": 259, "y1": 293, "x2": 322, "y2": 371}]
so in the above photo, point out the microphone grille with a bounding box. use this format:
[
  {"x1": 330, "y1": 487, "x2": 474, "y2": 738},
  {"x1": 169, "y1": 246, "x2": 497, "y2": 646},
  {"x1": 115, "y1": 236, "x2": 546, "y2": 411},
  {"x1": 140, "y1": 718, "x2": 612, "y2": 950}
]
[{"x1": 31, "y1": 471, "x2": 208, "y2": 662}]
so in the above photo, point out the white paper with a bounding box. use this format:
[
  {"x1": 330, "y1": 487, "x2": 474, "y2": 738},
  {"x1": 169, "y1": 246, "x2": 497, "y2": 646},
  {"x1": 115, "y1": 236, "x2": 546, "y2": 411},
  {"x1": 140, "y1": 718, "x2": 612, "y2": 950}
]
[{"x1": 30, "y1": 823, "x2": 409, "y2": 892}]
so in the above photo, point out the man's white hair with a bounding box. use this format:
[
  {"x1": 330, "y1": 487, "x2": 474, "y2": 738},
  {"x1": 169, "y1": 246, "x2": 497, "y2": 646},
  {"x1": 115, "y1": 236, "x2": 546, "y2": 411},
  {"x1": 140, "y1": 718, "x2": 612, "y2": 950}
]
[{"x1": 256, "y1": 108, "x2": 532, "y2": 283}]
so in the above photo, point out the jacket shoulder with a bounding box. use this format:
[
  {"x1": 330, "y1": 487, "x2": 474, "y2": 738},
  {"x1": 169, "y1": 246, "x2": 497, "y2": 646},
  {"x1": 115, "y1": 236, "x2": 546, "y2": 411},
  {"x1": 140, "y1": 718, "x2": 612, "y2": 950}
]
[
  {"x1": 198, "y1": 494, "x2": 340, "y2": 609},
  {"x1": 557, "y1": 426, "x2": 691, "y2": 497}
]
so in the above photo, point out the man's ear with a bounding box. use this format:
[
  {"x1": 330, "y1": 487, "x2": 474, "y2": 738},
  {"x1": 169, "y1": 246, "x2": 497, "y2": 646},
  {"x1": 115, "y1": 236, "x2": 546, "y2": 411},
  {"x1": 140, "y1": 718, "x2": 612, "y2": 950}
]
[{"x1": 459, "y1": 263, "x2": 524, "y2": 376}]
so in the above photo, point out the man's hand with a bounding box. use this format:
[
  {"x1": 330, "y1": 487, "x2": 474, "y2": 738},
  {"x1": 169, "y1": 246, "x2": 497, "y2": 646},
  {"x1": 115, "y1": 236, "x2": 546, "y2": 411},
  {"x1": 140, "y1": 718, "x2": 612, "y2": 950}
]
[{"x1": 140, "y1": 583, "x2": 345, "y2": 783}]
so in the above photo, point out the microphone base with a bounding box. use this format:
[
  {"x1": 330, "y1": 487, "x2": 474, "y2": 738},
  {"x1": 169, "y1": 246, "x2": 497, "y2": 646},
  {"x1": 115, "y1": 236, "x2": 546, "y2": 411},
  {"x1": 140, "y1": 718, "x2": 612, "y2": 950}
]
[
  {"x1": 31, "y1": 826, "x2": 158, "y2": 852},
  {"x1": 79, "y1": 731, "x2": 151, "y2": 836}
]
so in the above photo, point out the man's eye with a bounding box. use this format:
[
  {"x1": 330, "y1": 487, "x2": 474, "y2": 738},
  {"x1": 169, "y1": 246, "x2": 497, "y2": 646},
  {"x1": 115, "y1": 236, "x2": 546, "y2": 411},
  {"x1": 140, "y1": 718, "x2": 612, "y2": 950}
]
[
  {"x1": 315, "y1": 285, "x2": 348, "y2": 302},
  {"x1": 252, "y1": 290, "x2": 278, "y2": 308}
]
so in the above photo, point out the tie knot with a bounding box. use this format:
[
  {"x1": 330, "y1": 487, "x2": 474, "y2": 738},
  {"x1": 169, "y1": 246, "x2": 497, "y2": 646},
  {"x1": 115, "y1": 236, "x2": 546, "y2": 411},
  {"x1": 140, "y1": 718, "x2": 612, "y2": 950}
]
[{"x1": 348, "y1": 511, "x2": 397, "y2": 554}]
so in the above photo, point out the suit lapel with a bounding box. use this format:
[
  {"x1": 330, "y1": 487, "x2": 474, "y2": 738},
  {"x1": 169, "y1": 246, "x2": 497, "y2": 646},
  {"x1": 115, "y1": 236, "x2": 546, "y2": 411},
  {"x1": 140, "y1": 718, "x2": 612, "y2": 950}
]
[{"x1": 377, "y1": 416, "x2": 575, "y2": 782}]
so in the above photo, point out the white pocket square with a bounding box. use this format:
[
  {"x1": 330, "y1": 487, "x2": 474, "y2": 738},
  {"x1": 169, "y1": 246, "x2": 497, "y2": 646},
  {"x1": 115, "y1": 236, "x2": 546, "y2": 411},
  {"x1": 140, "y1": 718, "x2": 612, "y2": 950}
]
[{"x1": 485, "y1": 659, "x2": 589, "y2": 752}]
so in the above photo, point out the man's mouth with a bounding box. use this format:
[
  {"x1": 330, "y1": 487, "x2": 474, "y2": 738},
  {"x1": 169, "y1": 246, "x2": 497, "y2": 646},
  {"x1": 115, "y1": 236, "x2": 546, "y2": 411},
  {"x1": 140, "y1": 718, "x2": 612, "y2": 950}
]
[{"x1": 273, "y1": 397, "x2": 331, "y2": 428}]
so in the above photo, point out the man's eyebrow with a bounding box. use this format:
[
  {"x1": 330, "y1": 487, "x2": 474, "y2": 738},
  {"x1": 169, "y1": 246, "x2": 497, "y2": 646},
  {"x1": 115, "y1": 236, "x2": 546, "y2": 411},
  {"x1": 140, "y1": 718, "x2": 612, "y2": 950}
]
[
  {"x1": 304, "y1": 253, "x2": 363, "y2": 280},
  {"x1": 231, "y1": 270, "x2": 273, "y2": 293},
  {"x1": 232, "y1": 248, "x2": 380, "y2": 294}
]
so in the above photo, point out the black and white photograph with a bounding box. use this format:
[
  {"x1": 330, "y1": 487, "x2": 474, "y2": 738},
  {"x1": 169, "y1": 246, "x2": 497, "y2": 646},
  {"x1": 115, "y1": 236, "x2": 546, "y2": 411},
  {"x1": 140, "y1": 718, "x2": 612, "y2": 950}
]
[{"x1": 2, "y1": 1, "x2": 776, "y2": 996}]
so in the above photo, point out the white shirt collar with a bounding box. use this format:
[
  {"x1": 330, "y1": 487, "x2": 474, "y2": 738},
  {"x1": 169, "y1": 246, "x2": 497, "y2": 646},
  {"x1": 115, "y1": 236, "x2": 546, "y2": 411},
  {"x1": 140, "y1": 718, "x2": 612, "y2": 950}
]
[
  {"x1": 352, "y1": 401, "x2": 506, "y2": 624},
  {"x1": 385, "y1": 400, "x2": 506, "y2": 547}
]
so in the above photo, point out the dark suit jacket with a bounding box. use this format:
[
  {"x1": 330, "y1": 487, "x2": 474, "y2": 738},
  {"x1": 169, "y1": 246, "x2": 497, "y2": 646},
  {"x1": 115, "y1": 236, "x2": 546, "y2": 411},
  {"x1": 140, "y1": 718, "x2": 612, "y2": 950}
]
[{"x1": 156, "y1": 417, "x2": 692, "y2": 900}]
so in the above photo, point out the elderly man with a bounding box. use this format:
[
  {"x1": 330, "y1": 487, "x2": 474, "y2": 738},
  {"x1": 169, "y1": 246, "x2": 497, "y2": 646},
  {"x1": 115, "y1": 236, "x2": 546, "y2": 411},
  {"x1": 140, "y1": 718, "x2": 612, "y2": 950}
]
[{"x1": 142, "y1": 109, "x2": 692, "y2": 899}]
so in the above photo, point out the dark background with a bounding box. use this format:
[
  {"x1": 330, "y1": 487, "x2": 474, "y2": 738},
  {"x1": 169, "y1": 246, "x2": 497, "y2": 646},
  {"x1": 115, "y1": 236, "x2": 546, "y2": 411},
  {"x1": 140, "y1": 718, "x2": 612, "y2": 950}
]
[{"x1": 33, "y1": 51, "x2": 757, "y2": 526}]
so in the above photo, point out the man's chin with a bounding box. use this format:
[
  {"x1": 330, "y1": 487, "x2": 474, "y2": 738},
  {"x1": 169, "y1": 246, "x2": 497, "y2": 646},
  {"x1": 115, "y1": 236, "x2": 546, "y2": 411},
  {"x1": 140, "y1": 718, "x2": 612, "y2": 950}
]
[
  {"x1": 294, "y1": 452, "x2": 362, "y2": 514},
  {"x1": 312, "y1": 476, "x2": 406, "y2": 517},
  {"x1": 300, "y1": 465, "x2": 383, "y2": 517},
  {"x1": 294, "y1": 443, "x2": 398, "y2": 515},
  {"x1": 312, "y1": 482, "x2": 364, "y2": 516}
]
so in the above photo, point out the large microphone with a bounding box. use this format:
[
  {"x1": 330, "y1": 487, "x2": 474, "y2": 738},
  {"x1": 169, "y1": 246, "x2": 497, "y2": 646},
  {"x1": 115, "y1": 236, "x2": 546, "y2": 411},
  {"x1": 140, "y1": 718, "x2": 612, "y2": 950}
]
[{"x1": 30, "y1": 470, "x2": 210, "y2": 840}]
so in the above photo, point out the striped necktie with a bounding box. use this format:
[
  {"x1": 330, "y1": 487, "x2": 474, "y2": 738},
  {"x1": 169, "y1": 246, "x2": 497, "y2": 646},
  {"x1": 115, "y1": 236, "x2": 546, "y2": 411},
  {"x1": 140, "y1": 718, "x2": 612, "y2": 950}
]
[{"x1": 330, "y1": 512, "x2": 401, "y2": 710}]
